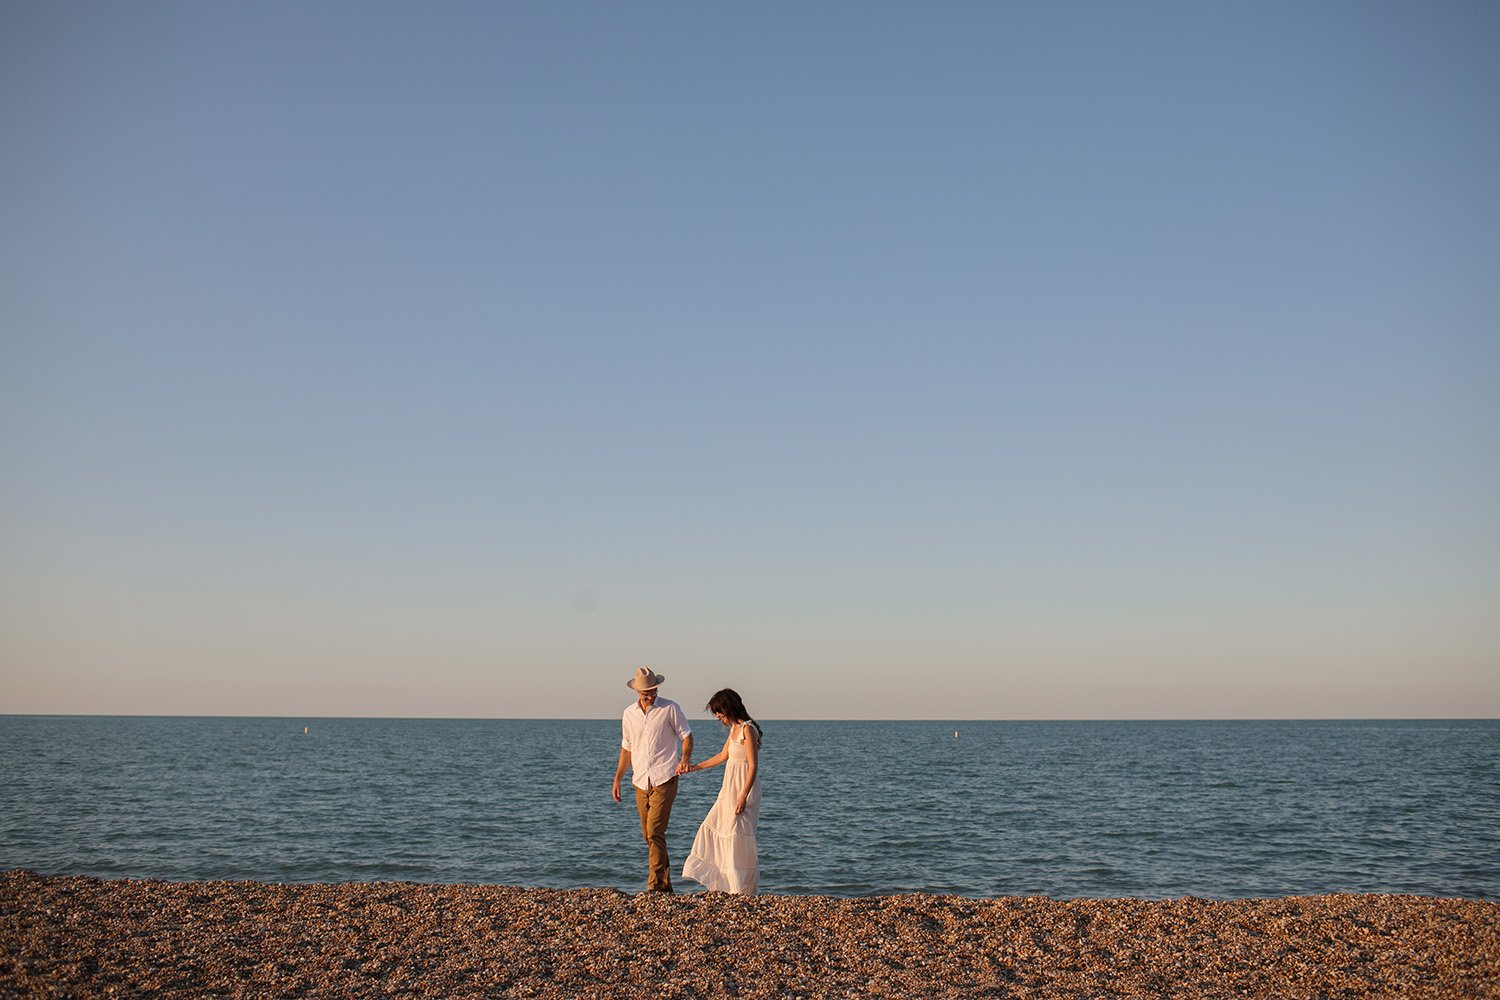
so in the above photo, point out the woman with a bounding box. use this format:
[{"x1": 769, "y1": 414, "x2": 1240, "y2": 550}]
[{"x1": 680, "y1": 689, "x2": 762, "y2": 894}]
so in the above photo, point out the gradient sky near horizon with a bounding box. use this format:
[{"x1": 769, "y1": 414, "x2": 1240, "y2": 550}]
[{"x1": 2, "y1": 2, "x2": 1496, "y2": 720}]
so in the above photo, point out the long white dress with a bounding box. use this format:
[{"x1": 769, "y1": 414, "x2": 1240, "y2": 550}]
[{"x1": 682, "y1": 724, "x2": 761, "y2": 894}]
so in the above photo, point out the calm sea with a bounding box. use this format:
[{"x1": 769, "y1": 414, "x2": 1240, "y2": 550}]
[{"x1": 1, "y1": 717, "x2": 1496, "y2": 899}]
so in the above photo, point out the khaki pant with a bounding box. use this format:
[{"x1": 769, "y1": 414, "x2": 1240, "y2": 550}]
[{"x1": 634, "y1": 777, "x2": 679, "y2": 891}]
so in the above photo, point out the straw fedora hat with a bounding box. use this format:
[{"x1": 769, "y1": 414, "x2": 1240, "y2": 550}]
[{"x1": 627, "y1": 667, "x2": 665, "y2": 692}]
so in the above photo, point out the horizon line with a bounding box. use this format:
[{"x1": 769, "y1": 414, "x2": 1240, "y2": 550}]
[{"x1": 2, "y1": 713, "x2": 1495, "y2": 723}]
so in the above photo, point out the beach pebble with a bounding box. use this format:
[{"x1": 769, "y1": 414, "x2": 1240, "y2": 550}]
[{"x1": 2, "y1": 870, "x2": 1496, "y2": 997}]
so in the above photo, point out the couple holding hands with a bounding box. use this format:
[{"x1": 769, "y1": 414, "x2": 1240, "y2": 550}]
[{"x1": 611, "y1": 667, "x2": 762, "y2": 894}]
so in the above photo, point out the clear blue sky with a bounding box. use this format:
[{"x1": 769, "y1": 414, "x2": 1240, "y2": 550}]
[{"x1": 2, "y1": 2, "x2": 1496, "y2": 719}]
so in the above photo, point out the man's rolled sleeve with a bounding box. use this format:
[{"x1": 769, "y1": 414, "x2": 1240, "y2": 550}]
[{"x1": 671, "y1": 703, "x2": 692, "y2": 739}]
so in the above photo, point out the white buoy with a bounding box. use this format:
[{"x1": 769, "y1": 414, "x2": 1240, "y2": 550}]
[
  {"x1": 304, "y1": 726, "x2": 309, "y2": 734},
  {"x1": 954, "y1": 729, "x2": 959, "y2": 739}
]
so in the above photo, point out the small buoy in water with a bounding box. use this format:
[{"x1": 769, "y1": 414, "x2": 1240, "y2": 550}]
[
  {"x1": 304, "y1": 726, "x2": 309, "y2": 735},
  {"x1": 954, "y1": 730, "x2": 959, "y2": 739}
]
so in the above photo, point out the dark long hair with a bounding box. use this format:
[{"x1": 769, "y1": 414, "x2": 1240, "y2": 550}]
[{"x1": 706, "y1": 688, "x2": 762, "y2": 742}]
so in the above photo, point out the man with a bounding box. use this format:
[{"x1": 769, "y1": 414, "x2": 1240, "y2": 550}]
[{"x1": 612, "y1": 667, "x2": 693, "y2": 892}]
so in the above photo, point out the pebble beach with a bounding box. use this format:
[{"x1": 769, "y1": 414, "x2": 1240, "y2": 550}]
[{"x1": 3, "y1": 870, "x2": 1497, "y2": 997}]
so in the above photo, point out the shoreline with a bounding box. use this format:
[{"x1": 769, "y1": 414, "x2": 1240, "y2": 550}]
[{"x1": 4, "y1": 870, "x2": 1497, "y2": 997}]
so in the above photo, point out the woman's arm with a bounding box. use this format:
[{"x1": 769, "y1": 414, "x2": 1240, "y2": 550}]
[
  {"x1": 688, "y1": 733, "x2": 732, "y2": 773},
  {"x1": 734, "y1": 725, "x2": 758, "y2": 813}
]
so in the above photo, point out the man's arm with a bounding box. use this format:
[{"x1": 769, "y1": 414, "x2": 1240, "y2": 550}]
[
  {"x1": 672, "y1": 702, "x2": 694, "y2": 773},
  {"x1": 612, "y1": 748, "x2": 631, "y2": 802}
]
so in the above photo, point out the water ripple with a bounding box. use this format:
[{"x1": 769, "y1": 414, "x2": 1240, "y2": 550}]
[{"x1": 2, "y1": 717, "x2": 1497, "y2": 898}]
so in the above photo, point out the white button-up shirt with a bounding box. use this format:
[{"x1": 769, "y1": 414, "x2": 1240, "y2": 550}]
[{"x1": 621, "y1": 697, "x2": 692, "y2": 790}]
